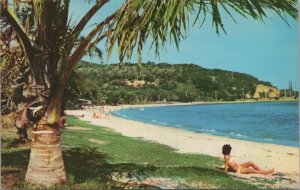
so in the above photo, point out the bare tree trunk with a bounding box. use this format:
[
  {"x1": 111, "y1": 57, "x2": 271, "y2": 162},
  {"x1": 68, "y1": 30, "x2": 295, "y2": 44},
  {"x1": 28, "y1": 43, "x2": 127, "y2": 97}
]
[{"x1": 25, "y1": 120, "x2": 66, "y2": 185}]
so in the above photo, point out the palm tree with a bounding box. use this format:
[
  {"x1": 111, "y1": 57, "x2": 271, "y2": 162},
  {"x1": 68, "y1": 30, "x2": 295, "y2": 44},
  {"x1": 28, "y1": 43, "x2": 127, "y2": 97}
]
[{"x1": 1, "y1": 0, "x2": 297, "y2": 186}]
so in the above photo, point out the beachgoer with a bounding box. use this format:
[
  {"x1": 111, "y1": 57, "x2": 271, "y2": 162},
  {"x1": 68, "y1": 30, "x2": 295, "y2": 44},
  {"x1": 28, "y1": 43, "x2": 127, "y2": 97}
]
[
  {"x1": 93, "y1": 112, "x2": 101, "y2": 119},
  {"x1": 100, "y1": 106, "x2": 105, "y2": 113},
  {"x1": 222, "y1": 144, "x2": 274, "y2": 175},
  {"x1": 104, "y1": 108, "x2": 109, "y2": 119}
]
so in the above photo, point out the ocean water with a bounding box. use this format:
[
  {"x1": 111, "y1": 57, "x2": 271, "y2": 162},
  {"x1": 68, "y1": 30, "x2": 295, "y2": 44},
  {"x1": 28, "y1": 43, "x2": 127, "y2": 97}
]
[{"x1": 112, "y1": 101, "x2": 299, "y2": 147}]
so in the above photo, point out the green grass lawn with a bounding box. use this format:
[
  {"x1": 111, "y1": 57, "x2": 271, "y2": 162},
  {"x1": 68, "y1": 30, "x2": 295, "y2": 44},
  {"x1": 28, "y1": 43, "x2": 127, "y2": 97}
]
[{"x1": 1, "y1": 116, "x2": 258, "y2": 189}]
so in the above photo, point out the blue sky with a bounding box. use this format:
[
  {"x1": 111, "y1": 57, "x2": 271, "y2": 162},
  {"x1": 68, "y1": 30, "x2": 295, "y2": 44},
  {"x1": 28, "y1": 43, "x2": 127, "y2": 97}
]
[{"x1": 70, "y1": 1, "x2": 298, "y2": 90}]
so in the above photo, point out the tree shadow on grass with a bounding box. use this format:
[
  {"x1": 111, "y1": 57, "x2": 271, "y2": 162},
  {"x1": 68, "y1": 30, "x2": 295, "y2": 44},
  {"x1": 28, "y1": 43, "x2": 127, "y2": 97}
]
[
  {"x1": 1, "y1": 138, "x2": 30, "y2": 149},
  {"x1": 63, "y1": 147, "x2": 254, "y2": 189},
  {"x1": 1, "y1": 149, "x2": 30, "y2": 168},
  {"x1": 1, "y1": 148, "x2": 30, "y2": 189},
  {"x1": 1, "y1": 146, "x2": 255, "y2": 189},
  {"x1": 63, "y1": 146, "x2": 159, "y2": 188}
]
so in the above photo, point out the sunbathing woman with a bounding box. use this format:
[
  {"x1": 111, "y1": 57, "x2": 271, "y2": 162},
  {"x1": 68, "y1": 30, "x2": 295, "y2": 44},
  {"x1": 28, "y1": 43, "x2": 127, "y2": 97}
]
[
  {"x1": 222, "y1": 144, "x2": 274, "y2": 174},
  {"x1": 92, "y1": 112, "x2": 101, "y2": 118}
]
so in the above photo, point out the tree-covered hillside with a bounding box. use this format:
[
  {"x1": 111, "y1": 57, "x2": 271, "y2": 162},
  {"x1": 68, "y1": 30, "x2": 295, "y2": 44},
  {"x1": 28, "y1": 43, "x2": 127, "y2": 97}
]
[{"x1": 66, "y1": 61, "x2": 274, "y2": 105}]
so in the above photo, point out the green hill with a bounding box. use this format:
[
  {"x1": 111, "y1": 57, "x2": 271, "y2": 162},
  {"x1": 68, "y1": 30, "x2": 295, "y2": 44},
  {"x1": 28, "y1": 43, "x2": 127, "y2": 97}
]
[{"x1": 66, "y1": 61, "x2": 275, "y2": 105}]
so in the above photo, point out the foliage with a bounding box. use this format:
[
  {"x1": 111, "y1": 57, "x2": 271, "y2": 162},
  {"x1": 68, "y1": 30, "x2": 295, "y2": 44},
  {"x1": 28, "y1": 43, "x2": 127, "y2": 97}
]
[
  {"x1": 4, "y1": 0, "x2": 296, "y2": 69},
  {"x1": 67, "y1": 61, "x2": 274, "y2": 105},
  {"x1": 0, "y1": 16, "x2": 29, "y2": 114},
  {"x1": 107, "y1": 0, "x2": 298, "y2": 64}
]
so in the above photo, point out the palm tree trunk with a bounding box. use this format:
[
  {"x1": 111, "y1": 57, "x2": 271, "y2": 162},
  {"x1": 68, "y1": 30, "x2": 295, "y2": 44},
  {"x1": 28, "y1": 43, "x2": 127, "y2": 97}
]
[
  {"x1": 25, "y1": 123, "x2": 66, "y2": 185},
  {"x1": 25, "y1": 74, "x2": 68, "y2": 186}
]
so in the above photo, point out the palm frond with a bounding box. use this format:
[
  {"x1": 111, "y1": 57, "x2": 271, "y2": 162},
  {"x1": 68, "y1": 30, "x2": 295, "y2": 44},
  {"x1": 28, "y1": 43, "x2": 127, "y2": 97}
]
[
  {"x1": 106, "y1": 0, "x2": 298, "y2": 65},
  {"x1": 86, "y1": 45, "x2": 103, "y2": 64},
  {"x1": 1, "y1": 1, "x2": 35, "y2": 64}
]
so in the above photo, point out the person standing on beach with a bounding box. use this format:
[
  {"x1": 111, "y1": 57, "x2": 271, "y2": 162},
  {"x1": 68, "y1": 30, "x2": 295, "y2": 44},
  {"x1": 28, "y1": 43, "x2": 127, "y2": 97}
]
[
  {"x1": 222, "y1": 144, "x2": 274, "y2": 175},
  {"x1": 100, "y1": 106, "x2": 105, "y2": 114},
  {"x1": 104, "y1": 108, "x2": 109, "y2": 119}
]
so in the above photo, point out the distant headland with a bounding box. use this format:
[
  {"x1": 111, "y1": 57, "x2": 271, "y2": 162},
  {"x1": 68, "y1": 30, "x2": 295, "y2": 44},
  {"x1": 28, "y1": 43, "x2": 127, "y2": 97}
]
[{"x1": 66, "y1": 61, "x2": 298, "y2": 107}]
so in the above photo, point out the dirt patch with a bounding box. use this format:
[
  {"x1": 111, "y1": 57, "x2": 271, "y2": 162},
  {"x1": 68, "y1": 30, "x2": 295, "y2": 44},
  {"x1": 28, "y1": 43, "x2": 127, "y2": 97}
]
[
  {"x1": 65, "y1": 126, "x2": 93, "y2": 131},
  {"x1": 111, "y1": 172, "x2": 184, "y2": 189},
  {"x1": 89, "y1": 138, "x2": 107, "y2": 144},
  {"x1": 142, "y1": 177, "x2": 182, "y2": 189},
  {"x1": 233, "y1": 172, "x2": 298, "y2": 189},
  {"x1": 1, "y1": 169, "x2": 23, "y2": 189},
  {"x1": 125, "y1": 80, "x2": 146, "y2": 88}
]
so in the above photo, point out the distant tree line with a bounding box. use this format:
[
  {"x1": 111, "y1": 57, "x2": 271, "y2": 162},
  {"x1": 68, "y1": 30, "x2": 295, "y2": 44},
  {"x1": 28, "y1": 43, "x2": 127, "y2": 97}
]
[{"x1": 66, "y1": 61, "x2": 276, "y2": 106}]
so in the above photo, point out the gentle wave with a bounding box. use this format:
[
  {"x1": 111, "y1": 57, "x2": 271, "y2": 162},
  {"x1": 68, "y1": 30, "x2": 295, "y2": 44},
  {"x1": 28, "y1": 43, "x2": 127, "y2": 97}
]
[
  {"x1": 264, "y1": 138, "x2": 274, "y2": 141},
  {"x1": 200, "y1": 129, "x2": 216, "y2": 133},
  {"x1": 158, "y1": 122, "x2": 168, "y2": 126},
  {"x1": 226, "y1": 131, "x2": 248, "y2": 138}
]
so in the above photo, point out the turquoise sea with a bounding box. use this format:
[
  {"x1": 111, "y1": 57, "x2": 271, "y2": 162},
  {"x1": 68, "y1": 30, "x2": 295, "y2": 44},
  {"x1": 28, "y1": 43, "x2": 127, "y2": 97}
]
[{"x1": 113, "y1": 101, "x2": 299, "y2": 147}]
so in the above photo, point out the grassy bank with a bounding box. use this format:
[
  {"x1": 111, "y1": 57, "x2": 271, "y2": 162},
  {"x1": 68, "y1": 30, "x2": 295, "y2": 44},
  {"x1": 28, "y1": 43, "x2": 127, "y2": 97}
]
[{"x1": 2, "y1": 116, "x2": 258, "y2": 189}]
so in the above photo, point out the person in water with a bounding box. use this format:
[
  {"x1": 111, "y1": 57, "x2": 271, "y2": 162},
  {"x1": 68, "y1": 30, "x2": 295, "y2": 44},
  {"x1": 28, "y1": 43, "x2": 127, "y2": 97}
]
[{"x1": 222, "y1": 144, "x2": 274, "y2": 174}]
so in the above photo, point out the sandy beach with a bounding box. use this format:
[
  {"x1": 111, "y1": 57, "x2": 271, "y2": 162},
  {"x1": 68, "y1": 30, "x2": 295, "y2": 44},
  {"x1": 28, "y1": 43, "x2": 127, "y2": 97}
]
[{"x1": 66, "y1": 103, "x2": 299, "y2": 188}]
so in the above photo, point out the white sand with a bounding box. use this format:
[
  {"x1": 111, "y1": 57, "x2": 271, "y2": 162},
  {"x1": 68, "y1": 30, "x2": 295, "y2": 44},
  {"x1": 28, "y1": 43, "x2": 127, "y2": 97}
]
[{"x1": 66, "y1": 103, "x2": 299, "y2": 188}]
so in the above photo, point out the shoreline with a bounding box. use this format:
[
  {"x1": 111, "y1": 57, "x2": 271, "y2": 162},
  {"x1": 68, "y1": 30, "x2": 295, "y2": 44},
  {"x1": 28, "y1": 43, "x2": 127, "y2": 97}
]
[
  {"x1": 111, "y1": 113, "x2": 299, "y2": 148},
  {"x1": 81, "y1": 99, "x2": 298, "y2": 112},
  {"x1": 108, "y1": 101, "x2": 298, "y2": 148},
  {"x1": 66, "y1": 102, "x2": 299, "y2": 188}
]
